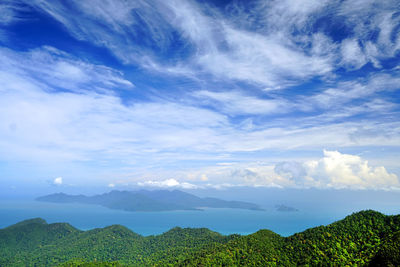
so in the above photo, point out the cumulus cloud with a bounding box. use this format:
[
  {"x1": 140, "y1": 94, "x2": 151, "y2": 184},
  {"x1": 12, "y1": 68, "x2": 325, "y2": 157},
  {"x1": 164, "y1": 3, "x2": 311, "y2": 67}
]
[
  {"x1": 53, "y1": 177, "x2": 63, "y2": 185},
  {"x1": 164, "y1": 150, "x2": 399, "y2": 190},
  {"x1": 274, "y1": 161, "x2": 308, "y2": 186},
  {"x1": 137, "y1": 178, "x2": 198, "y2": 189},
  {"x1": 175, "y1": 163, "x2": 292, "y2": 189},
  {"x1": 276, "y1": 150, "x2": 400, "y2": 189},
  {"x1": 229, "y1": 167, "x2": 284, "y2": 187},
  {"x1": 94, "y1": 150, "x2": 399, "y2": 191},
  {"x1": 137, "y1": 179, "x2": 197, "y2": 189}
]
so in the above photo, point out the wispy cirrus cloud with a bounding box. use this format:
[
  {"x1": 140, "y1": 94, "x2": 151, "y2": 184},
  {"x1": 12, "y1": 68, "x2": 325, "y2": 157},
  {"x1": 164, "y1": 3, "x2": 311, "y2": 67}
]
[
  {"x1": 0, "y1": 0, "x2": 28, "y2": 25},
  {"x1": 193, "y1": 90, "x2": 290, "y2": 116},
  {"x1": 236, "y1": 0, "x2": 400, "y2": 70},
  {"x1": 1, "y1": 46, "x2": 399, "y2": 165},
  {"x1": 339, "y1": 0, "x2": 400, "y2": 64},
  {"x1": 17, "y1": 0, "x2": 393, "y2": 90},
  {"x1": 11, "y1": 0, "x2": 396, "y2": 91},
  {"x1": 0, "y1": 46, "x2": 229, "y2": 162},
  {"x1": 27, "y1": 0, "x2": 175, "y2": 64},
  {"x1": 0, "y1": 0, "x2": 30, "y2": 42},
  {"x1": 0, "y1": 0, "x2": 399, "y2": 191},
  {"x1": 0, "y1": 46, "x2": 133, "y2": 94},
  {"x1": 306, "y1": 73, "x2": 400, "y2": 109}
]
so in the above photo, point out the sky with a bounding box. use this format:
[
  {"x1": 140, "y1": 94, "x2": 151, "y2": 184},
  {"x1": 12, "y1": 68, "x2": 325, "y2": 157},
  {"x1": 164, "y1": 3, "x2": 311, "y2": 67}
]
[{"x1": 0, "y1": 0, "x2": 399, "y2": 195}]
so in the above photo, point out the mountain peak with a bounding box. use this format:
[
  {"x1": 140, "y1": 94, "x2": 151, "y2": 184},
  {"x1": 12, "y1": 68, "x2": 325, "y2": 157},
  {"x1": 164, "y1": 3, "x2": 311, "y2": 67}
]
[{"x1": 8, "y1": 218, "x2": 47, "y2": 228}]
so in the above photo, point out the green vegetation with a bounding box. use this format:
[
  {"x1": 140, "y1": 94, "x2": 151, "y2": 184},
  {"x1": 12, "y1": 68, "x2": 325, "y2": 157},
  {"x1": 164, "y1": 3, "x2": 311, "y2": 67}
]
[{"x1": 1, "y1": 210, "x2": 399, "y2": 266}]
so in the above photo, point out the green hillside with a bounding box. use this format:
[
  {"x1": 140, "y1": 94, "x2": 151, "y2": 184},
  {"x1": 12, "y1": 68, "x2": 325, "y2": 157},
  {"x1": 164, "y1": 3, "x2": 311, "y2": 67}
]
[
  {"x1": 1, "y1": 210, "x2": 399, "y2": 266},
  {"x1": 175, "y1": 210, "x2": 400, "y2": 266}
]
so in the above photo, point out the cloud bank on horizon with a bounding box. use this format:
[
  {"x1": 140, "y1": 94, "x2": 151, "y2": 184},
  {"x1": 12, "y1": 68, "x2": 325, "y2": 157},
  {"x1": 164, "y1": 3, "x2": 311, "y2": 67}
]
[
  {"x1": 132, "y1": 150, "x2": 399, "y2": 190},
  {"x1": 0, "y1": 0, "x2": 399, "y2": 191}
]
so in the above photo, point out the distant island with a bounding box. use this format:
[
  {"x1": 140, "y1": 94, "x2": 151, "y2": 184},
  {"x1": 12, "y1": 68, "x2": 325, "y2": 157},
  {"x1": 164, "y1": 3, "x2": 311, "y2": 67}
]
[
  {"x1": 275, "y1": 204, "x2": 299, "y2": 212},
  {"x1": 0, "y1": 210, "x2": 399, "y2": 266},
  {"x1": 36, "y1": 189, "x2": 264, "y2": 212}
]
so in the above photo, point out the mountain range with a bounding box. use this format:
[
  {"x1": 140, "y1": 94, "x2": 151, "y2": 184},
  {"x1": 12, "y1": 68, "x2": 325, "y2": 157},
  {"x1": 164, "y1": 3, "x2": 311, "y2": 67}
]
[
  {"x1": 36, "y1": 189, "x2": 263, "y2": 212},
  {"x1": 0, "y1": 210, "x2": 399, "y2": 266}
]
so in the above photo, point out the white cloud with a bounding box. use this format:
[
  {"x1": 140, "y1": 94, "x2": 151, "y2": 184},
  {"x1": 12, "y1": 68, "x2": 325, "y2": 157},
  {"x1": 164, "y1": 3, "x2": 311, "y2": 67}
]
[
  {"x1": 160, "y1": 150, "x2": 399, "y2": 190},
  {"x1": 22, "y1": 0, "x2": 330, "y2": 89},
  {"x1": 274, "y1": 161, "x2": 307, "y2": 185},
  {"x1": 200, "y1": 174, "x2": 208, "y2": 181},
  {"x1": 339, "y1": 0, "x2": 400, "y2": 65},
  {"x1": 78, "y1": 149, "x2": 399, "y2": 190},
  {"x1": 340, "y1": 38, "x2": 367, "y2": 69},
  {"x1": 108, "y1": 183, "x2": 115, "y2": 188},
  {"x1": 3, "y1": 53, "x2": 397, "y2": 164},
  {"x1": 259, "y1": 0, "x2": 331, "y2": 31},
  {"x1": 0, "y1": 1, "x2": 29, "y2": 25},
  {"x1": 137, "y1": 178, "x2": 198, "y2": 189},
  {"x1": 166, "y1": 162, "x2": 292, "y2": 189},
  {"x1": 229, "y1": 167, "x2": 289, "y2": 188},
  {"x1": 1, "y1": 51, "x2": 398, "y2": 164},
  {"x1": 308, "y1": 73, "x2": 400, "y2": 109},
  {"x1": 0, "y1": 46, "x2": 133, "y2": 94},
  {"x1": 0, "y1": 46, "x2": 230, "y2": 162},
  {"x1": 53, "y1": 177, "x2": 63, "y2": 185},
  {"x1": 194, "y1": 90, "x2": 289, "y2": 115},
  {"x1": 196, "y1": 27, "x2": 332, "y2": 89},
  {"x1": 18, "y1": 0, "x2": 398, "y2": 90},
  {"x1": 164, "y1": 0, "x2": 326, "y2": 89},
  {"x1": 162, "y1": 0, "x2": 219, "y2": 54},
  {"x1": 26, "y1": 0, "x2": 173, "y2": 65},
  {"x1": 0, "y1": 2, "x2": 31, "y2": 42},
  {"x1": 276, "y1": 150, "x2": 399, "y2": 189},
  {"x1": 1, "y1": 2, "x2": 399, "y2": 189}
]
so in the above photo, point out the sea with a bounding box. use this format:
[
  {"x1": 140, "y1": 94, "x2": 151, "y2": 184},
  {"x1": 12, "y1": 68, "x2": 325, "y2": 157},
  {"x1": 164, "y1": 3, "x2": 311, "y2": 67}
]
[{"x1": 1, "y1": 196, "x2": 399, "y2": 237}]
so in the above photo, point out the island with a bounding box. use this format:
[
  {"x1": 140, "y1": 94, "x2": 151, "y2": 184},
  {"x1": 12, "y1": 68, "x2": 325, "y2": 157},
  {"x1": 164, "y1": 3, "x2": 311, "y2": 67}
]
[
  {"x1": 36, "y1": 189, "x2": 264, "y2": 212},
  {"x1": 275, "y1": 204, "x2": 299, "y2": 212}
]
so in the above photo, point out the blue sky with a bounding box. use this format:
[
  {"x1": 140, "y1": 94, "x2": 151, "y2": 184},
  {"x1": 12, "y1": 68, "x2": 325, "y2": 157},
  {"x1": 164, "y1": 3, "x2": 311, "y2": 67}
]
[{"x1": 0, "y1": 0, "x2": 399, "y2": 193}]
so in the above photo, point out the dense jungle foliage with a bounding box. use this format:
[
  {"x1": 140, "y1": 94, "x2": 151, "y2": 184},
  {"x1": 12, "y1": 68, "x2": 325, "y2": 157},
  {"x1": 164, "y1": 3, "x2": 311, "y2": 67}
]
[{"x1": 1, "y1": 210, "x2": 399, "y2": 266}]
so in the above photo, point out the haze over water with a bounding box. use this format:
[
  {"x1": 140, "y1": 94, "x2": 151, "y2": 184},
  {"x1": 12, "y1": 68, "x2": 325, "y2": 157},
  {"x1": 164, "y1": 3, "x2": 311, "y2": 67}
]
[{"x1": 2, "y1": 188, "x2": 400, "y2": 236}]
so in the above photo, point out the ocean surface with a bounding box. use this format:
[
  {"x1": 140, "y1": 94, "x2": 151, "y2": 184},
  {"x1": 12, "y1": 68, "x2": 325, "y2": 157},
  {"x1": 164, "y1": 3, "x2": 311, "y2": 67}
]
[{"x1": 1, "y1": 199, "x2": 399, "y2": 236}]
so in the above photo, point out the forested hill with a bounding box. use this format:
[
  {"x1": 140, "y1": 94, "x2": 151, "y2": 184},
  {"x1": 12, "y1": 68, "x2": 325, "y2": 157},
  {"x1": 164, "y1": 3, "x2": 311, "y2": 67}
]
[
  {"x1": 1, "y1": 210, "x2": 400, "y2": 266},
  {"x1": 36, "y1": 189, "x2": 263, "y2": 212}
]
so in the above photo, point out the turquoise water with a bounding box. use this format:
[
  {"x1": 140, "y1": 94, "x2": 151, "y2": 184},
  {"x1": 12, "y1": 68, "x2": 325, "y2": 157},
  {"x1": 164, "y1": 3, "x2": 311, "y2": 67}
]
[
  {"x1": 2, "y1": 189, "x2": 400, "y2": 236},
  {"x1": 0, "y1": 200, "x2": 377, "y2": 236}
]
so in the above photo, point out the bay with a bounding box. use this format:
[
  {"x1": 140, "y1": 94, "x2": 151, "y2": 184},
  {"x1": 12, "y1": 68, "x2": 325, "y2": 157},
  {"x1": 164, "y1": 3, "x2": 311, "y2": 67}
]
[{"x1": 0, "y1": 200, "x2": 377, "y2": 237}]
